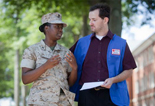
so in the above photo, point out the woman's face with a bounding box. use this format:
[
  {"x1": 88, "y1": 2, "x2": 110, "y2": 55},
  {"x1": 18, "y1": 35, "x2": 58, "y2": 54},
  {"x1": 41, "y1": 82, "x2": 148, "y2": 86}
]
[{"x1": 45, "y1": 24, "x2": 64, "y2": 41}]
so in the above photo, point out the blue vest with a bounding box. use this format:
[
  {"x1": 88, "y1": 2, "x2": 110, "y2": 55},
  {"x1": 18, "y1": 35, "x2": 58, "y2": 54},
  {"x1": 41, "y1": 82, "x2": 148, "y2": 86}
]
[{"x1": 69, "y1": 34, "x2": 129, "y2": 106}]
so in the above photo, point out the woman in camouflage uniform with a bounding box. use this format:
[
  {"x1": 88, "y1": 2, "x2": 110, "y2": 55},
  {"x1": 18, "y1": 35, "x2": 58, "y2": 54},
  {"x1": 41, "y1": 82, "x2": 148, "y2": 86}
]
[{"x1": 21, "y1": 12, "x2": 77, "y2": 106}]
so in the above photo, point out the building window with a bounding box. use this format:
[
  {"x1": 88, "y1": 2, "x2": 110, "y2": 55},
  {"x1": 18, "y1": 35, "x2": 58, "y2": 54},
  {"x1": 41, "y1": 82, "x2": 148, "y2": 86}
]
[
  {"x1": 149, "y1": 72, "x2": 155, "y2": 88},
  {"x1": 144, "y1": 76, "x2": 147, "y2": 91},
  {"x1": 149, "y1": 98, "x2": 154, "y2": 106},
  {"x1": 138, "y1": 55, "x2": 144, "y2": 70},
  {"x1": 143, "y1": 50, "x2": 148, "y2": 67},
  {"x1": 142, "y1": 77, "x2": 145, "y2": 92},
  {"x1": 143, "y1": 101, "x2": 147, "y2": 106},
  {"x1": 148, "y1": 46, "x2": 154, "y2": 64},
  {"x1": 135, "y1": 60, "x2": 138, "y2": 72},
  {"x1": 135, "y1": 80, "x2": 139, "y2": 94},
  {"x1": 139, "y1": 79, "x2": 143, "y2": 92}
]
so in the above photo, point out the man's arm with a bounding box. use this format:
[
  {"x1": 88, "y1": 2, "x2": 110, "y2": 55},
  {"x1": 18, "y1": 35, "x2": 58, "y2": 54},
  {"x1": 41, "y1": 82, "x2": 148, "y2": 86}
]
[
  {"x1": 101, "y1": 43, "x2": 136, "y2": 88},
  {"x1": 112, "y1": 69, "x2": 133, "y2": 83},
  {"x1": 101, "y1": 69, "x2": 133, "y2": 88},
  {"x1": 22, "y1": 55, "x2": 61, "y2": 84}
]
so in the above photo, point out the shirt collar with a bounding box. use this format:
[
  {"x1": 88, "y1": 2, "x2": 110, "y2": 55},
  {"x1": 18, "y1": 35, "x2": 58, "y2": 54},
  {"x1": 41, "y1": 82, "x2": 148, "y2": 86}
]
[
  {"x1": 40, "y1": 40, "x2": 61, "y2": 51},
  {"x1": 90, "y1": 30, "x2": 114, "y2": 39},
  {"x1": 54, "y1": 43, "x2": 62, "y2": 50}
]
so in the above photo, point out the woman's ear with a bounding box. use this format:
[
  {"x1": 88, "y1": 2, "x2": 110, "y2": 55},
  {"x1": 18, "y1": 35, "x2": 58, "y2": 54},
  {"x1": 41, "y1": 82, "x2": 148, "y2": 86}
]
[
  {"x1": 44, "y1": 26, "x2": 49, "y2": 34},
  {"x1": 45, "y1": 26, "x2": 49, "y2": 31}
]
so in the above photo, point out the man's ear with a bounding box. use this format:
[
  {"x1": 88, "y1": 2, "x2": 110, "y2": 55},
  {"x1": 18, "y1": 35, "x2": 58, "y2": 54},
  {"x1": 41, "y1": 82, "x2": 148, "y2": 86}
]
[{"x1": 104, "y1": 17, "x2": 109, "y2": 24}]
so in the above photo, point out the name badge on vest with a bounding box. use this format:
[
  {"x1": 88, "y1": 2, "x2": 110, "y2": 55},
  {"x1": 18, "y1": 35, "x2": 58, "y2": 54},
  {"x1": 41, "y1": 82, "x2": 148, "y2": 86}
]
[{"x1": 112, "y1": 49, "x2": 120, "y2": 55}]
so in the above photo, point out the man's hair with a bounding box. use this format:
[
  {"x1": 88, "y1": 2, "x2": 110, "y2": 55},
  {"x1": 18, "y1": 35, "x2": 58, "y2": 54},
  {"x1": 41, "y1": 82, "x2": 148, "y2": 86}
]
[
  {"x1": 89, "y1": 3, "x2": 110, "y2": 21},
  {"x1": 39, "y1": 23, "x2": 51, "y2": 34}
]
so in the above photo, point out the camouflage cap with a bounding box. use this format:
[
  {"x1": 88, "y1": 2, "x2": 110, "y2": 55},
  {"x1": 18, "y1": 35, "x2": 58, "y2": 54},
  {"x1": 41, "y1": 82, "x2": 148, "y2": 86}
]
[{"x1": 39, "y1": 12, "x2": 67, "y2": 32}]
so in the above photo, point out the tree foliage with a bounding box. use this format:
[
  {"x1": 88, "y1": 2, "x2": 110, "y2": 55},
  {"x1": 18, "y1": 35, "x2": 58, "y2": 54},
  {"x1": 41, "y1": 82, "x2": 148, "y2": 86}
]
[{"x1": 122, "y1": 0, "x2": 155, "y2": 26}]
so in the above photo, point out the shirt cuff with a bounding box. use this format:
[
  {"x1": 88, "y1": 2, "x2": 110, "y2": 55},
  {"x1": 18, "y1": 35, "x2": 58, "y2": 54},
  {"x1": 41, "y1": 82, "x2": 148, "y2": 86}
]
[{"x1": 20, "y1": 59, "x2": 35, "y2": 69}]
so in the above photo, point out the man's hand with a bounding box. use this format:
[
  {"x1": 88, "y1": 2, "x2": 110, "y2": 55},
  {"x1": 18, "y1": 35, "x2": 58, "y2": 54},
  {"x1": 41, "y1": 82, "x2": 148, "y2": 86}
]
[
  {"x1": 101, "y1": 69, "x2": 133, "y2": 89},
  {"x1": 101, "y1": 78, "x2": 114, "y2": 89}
]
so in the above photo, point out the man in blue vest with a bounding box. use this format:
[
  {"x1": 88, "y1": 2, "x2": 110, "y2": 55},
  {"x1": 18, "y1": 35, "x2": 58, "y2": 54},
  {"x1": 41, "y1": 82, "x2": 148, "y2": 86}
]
[{"x1": 70, "y1": 3, "x2": 137, "y2": 106}]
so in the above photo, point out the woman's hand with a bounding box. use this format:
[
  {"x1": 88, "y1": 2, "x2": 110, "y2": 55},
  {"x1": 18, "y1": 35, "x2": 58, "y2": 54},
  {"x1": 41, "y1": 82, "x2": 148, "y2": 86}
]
[
  {"x1": 65, "y1": 51, "x2": 77, "y2": 71},
  {"x1": 65, "y1": 51, "x2": 77, "y2": 86},
  {"x1": 45, "y1": 55, "x2": 61, "y2": 69}
]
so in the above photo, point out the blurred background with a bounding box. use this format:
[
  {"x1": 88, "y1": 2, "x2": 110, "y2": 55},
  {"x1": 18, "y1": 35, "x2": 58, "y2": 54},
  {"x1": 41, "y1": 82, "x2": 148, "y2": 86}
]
[{"x1": 0, "y1": 0, "x2": 155, "y2": 106}]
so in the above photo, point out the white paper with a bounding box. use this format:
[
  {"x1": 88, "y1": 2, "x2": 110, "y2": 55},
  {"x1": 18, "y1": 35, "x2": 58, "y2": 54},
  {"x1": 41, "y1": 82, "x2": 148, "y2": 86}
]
[{"x1": 80, "y1": 81, "x2": 104, "y2": 91}]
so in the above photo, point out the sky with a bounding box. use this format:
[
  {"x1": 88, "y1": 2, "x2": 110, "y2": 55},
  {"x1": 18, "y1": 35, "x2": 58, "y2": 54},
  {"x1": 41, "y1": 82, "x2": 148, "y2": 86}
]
[
  {"x1": 121, "y1": 6, "x2": 155, "y2": 51},
  {"x1": 0, "y1": 98, "x2": 15, "y2": 106},
  {"x1": 122, "y1": 21, "x2": 155, "y2": 51}
]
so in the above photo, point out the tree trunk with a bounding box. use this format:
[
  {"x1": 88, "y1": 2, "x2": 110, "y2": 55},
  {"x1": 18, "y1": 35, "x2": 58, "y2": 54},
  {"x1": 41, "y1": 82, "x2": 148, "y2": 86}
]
[
  {"x1": 14, "y1": 9, "x2": 20, "y2": 106},
  {"x1": 14, "y1": 49, "x2": 19, "y2": 106},
  {"x1": 82, "y1": 14, "x2": 89, "y2": 37},
  {"x1": 21, "y1": 85, "x2": 27, "y2": 106},
  {"x1": 108, "y1": 0, "x2": 122, "y2": 37}
]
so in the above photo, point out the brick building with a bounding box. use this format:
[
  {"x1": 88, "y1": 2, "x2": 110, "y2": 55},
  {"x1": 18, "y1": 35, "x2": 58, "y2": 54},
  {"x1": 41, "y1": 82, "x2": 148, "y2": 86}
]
[{"x1": 128, "y1": 33, "x2": 155, "y2": 106}]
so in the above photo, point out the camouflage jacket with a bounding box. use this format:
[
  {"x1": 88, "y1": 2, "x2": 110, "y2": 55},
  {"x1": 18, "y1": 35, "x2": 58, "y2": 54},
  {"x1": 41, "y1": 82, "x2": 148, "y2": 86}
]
[{"x1": 21, "y1": 40, "x2": 75, "y2": 106}]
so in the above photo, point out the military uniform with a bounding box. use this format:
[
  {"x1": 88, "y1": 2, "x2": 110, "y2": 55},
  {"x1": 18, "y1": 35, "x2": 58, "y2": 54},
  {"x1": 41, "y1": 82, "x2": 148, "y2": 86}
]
[{"x1": 21, "y1": 40, "x2": 75, "y2": 106}]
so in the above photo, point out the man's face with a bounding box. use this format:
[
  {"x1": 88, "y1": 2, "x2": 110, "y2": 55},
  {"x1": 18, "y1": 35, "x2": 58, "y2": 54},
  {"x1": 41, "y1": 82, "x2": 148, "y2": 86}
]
[
  {"x1": 89, "y1": 9, "x2": 105, "y2": 33},
  {"x1": 47, "y1": 24, "x2": 63, "y2": 41}
]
